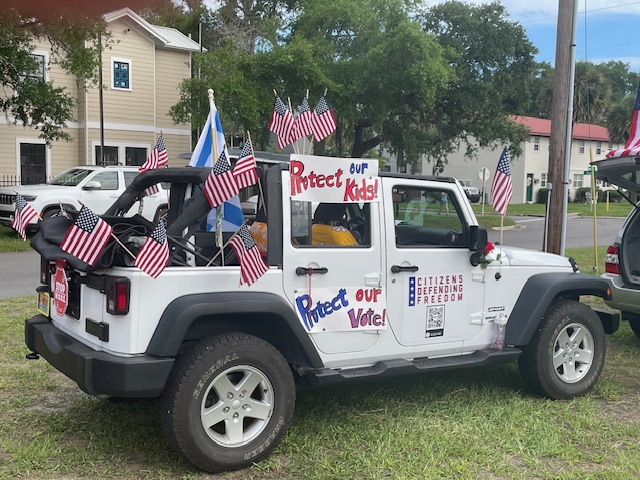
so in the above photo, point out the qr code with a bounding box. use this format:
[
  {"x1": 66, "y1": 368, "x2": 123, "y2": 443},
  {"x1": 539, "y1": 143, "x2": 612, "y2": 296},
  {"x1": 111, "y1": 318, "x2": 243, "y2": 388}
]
[{"x1": 427, "y1": 305, "x2": 445, "y2": 330}]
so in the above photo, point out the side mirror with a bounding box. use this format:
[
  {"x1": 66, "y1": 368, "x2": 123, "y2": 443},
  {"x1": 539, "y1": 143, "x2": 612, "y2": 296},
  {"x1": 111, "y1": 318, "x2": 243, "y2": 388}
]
[
  {"x1": 469, "y1": 225, "x2": 488, "y2": 252},
  {"x1": 83, "y1": 180, "x2": 102, "y2": 190}
]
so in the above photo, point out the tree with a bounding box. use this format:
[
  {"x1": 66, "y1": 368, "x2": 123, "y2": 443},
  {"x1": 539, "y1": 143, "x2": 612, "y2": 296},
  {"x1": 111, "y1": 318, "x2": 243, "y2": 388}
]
[
  {"x1": 0, "y1": 8, "x2": 105, "y2": 142},
  {"x1": 418, "y1": 1, "x2": 538, "y2": 172},
  {"x1": 606, "y1": 95, "x2": 636, "y2": 145}
]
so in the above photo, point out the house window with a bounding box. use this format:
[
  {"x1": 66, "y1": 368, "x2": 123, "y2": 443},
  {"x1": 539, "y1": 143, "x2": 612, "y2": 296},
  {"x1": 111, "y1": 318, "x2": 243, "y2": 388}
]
[
  {"x1": 533, "y1": 136, "x2": 540, "y2": 151},
  {"x1": 28, "y1": 54, "x2": 45, "y2": 81},
  {"x1": 95, "y1": 146, "x2": 119, "y2": 166},
  {"x1": 112, "y1": 58, "x2": 131, "y2": 90},
  {"x1": 608, "y1": 142, "x2": 613, "y2": 150},
  {"x1": 596, "y1": 141, "x2": 602, "y2": 155},
  {"x1": 125, "y1": 147, "x2": 148, "y2": 166},
  {"x1": 579, "y1": 140, "x2": 585, "y2": 154},
  {"x1": 573, "y1": 174, "x2": 583, "y2": 188},
  {"x1": 540, "y1": 173, "x2": 547, "y2": 188},
  {"x1": 20, "y1": 143, "x2": 47, "y2": 184}
]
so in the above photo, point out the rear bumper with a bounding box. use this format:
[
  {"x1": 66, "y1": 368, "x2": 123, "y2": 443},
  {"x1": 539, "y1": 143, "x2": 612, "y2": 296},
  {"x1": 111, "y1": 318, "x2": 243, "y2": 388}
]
[
  {"x1": 601, "y1": 273, "x2": 640, "y2": 316},
  {"x1": 25, "y1": 315, "x2": 174, "y2": 398}
]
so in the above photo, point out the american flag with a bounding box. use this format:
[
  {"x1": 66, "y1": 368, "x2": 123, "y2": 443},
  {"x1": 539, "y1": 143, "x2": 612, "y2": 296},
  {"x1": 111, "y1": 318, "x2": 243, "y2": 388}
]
[
  {"x1": 290, "y1": 97, "x2": 314, "y2": 143},
  {"x1": 134, "y1": 220, "x2": 169, "y2": 278},
  {"x1": 233, "y1": 140, "x2": 258, "y2": 189},
  {"x1": 204, "y1": 151, "x2": 239, "y2": 208},
  {"x1": 268, "y1": 95, "x2": 294, "y2": 149},
  {"x1": 140, "y1": 136, "x2": 168, "y2": 195},
  {"x1": 491, "y1": 147, "x2": 513, "y2": 216},
  {"x1": 310, "y1": 96, "x2": 337, "y2": 142},
  {"x1": 606, "y1": 82, "x2": 640, "y2": 158},
  {"x1": 229, "y1": 224, "x2": 269, "y2": 286},
  {"x1": 12, "y1": 194, "x2": 39, "y2": 240},
  {"x1": 60, "y1": 205, "x2": 112, "y2": 266}
]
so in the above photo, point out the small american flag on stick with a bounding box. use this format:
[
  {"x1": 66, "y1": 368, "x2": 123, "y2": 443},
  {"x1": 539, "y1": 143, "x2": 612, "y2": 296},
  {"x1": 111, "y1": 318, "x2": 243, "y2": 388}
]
[
  {"x1": 134, "y1": 220, "x2": 169, "y2": 278},
  {"x1": 12, "y1": 194, "x2": 39, "y2": 240},
  {"x1": 233, "y1": 140, "x2": 258, "y2": 189},
  {"x1": 204, "y1": 151, "x2": 239, "y2": 208},
  {"x1": 491, "y1": 147, "x2": 513, "y2": 216},
  {"x1": 60, "y1": 205, "x2": 112, "y2": 266},
  {"x1": 311, "y1": 96, "x2": 337, "y2": 142},
  {"x1": 290, "y1": 97, "x2": 314, "y2": 143},
  {"x1": 229, "y1": 224, "x2": 269, "y2": 286},
  {"x1": 268, "y1": 95, "x2": 294, "y2": 149},
  {"x1": 140, "y1": 136, "x2": 168, "y2": 195}
]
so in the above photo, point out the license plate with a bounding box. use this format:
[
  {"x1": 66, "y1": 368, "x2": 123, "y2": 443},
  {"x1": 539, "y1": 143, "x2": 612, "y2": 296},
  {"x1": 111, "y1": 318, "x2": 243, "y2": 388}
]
[{"x1": 37, "y1": 291, "x2": 50, "y2": 317}]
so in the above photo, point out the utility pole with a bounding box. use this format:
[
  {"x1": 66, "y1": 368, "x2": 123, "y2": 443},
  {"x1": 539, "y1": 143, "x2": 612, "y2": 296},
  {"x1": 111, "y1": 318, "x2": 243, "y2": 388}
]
[{"x1": 547, "y1": 0, "x2": 577, "y2": 254}]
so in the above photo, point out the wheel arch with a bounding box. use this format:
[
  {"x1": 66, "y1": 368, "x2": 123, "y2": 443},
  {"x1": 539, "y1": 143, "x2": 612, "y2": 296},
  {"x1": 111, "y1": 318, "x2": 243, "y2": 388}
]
[
  {"x1": 505, "y1": 272, "x2": 612, "y2": 346},
  {"x1": 146, "y1": 292, "x2": 323, "y2": 369}
]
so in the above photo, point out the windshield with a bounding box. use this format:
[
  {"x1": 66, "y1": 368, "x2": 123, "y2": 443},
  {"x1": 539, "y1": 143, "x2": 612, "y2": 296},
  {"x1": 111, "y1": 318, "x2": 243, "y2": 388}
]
[{"x1": 48, "y1": 168, "x2": 94, "y2": 186}]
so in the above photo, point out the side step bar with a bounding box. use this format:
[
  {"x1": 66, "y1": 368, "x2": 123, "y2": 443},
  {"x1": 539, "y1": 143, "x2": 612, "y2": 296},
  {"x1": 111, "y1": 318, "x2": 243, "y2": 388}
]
[{"x1": 305, "y1": 348, "x2": 522, "y2": 386}]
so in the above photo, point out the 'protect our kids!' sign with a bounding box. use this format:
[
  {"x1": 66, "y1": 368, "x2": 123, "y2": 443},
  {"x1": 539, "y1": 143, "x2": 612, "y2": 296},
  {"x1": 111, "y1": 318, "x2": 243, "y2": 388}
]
[
  {"x1": 294, "y1": 287, "x2": 387, "y2": 333},
  {"x1": 290, "y1": 154, "x2": 380, "y2": 203}
]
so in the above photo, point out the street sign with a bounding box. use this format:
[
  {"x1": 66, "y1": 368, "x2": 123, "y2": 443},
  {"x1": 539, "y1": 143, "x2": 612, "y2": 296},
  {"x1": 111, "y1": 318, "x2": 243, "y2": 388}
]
[{"x1": 478, "y1": 167, "x2": 490, "y2": 181}]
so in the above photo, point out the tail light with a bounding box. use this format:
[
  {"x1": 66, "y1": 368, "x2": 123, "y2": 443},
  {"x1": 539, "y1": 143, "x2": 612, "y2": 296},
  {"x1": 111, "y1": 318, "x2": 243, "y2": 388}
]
[
  {"x1": 105, "y1": 276, "x2": 130, "y2": 315},
  {"x1": 605, "y1": 244, "x2": 619, "y2": 274}
]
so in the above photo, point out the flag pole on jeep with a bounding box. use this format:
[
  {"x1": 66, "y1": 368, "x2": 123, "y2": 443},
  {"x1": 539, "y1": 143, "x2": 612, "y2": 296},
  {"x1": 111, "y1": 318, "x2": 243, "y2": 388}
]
[{"x1": 208, "y1": 89, "x2": 225, "y2": 265}]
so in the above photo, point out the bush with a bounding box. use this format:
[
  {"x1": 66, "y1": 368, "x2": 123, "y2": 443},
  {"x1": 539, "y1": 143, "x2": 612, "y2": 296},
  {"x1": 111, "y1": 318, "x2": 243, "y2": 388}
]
[
  {"x1": 600, "y1": 189, "x2": 623, "y2": 203},
  {"x1": 573, "y1": 187, "x2": 592, "y2": 203},
  {"x1": 536, "y1": 188, "x2": 549, "y2": 204}
]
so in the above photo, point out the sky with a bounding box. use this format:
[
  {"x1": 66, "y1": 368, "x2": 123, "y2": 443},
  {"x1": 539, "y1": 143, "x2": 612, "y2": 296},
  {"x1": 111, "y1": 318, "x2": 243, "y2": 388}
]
[{"x1": 424, "y1": 0, "x2": 640, "y2": 70}]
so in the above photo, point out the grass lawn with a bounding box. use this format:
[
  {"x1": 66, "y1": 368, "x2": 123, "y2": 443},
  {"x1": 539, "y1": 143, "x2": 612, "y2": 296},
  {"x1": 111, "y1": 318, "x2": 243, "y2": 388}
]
[
  {"x1": 1, "y1": 245, "x2": 640, "y2": 479},
  {"x1": 0, "y1": 225, "x2": 33, "y2": 252},
  {"x1": 473, "y1": 202, "x2": 635, "y2": 218}
]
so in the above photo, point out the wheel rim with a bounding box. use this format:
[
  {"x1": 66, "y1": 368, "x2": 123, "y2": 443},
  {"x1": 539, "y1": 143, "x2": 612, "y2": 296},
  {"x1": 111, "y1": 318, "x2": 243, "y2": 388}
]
[
  {"x1": 200, "y1": 364, "x2": 274, "y2": 448},
  {"x1": 552, "y1": 322, "x2": 595, "y2": 384}
]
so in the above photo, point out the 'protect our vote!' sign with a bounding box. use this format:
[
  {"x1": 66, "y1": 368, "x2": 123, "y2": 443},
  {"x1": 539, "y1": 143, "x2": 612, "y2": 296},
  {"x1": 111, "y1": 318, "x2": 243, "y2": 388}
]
[{"x1": 290, "y1": 154, "x2": 380, "y2": 203}]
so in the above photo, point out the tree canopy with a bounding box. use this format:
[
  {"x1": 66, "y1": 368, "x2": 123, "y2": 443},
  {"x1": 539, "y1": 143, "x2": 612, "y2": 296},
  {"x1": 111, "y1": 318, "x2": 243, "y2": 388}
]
[{"x1": 0, "y1": 8, "x2": 105, "y2": 142}]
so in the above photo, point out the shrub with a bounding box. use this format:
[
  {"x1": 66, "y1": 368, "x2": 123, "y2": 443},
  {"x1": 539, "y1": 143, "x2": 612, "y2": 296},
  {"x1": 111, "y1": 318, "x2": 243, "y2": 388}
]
[
  {"x1": 536, "y1": 188, "x2": 549, "y2": 204},
  {"x1": 573, "y1": 187, "x2": 592, "y2": 203}
]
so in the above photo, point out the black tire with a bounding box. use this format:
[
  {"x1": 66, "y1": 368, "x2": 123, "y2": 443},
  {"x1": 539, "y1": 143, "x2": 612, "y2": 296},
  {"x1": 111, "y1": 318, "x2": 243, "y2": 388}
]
[
  {"x1": 518, "y1": 299, "x2": 605, "y2": 400},
  {"x1": 160, "y1": 333, "x2": 295, "y2": 473},
  {"x1": 629, "y1": 319, "x2": 640, "y2": 337},
  {"x1": 154, "y1": 204, "x2": 168, "y2": 223}
]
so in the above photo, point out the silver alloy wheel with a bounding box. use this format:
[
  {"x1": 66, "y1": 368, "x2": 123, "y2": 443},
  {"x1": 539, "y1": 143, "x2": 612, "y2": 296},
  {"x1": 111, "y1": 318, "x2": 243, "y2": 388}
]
[
  {"x1": 200, "y1": 365, "x2": 274, "y2": 447},
  {"x1": 552, "y1": 322, "x2": 595, "y2": 383}
]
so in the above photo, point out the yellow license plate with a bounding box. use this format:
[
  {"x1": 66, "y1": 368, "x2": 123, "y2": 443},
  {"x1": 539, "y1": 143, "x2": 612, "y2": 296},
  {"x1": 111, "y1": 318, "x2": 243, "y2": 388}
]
[{"x1": 37, "y1": 291, "x2": 50, "y2": 317}]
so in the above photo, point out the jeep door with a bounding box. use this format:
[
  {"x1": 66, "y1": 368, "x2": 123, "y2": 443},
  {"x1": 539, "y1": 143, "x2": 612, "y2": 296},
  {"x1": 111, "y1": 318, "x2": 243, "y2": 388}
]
[
  {"x1": 282, "y1": 198, "x2": 383, "y2": 355},
  {"x1": 383, "y1": 179, "x2": 485, "y2": 352}
]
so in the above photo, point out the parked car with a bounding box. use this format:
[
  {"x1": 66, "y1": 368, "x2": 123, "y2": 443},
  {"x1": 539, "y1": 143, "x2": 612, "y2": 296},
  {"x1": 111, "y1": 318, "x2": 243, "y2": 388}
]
[
  {"x1": 463, "y1": 186, "x2": 482, "y2": 203},
  {"x1": 594, "y1": 156, "x2": 640, "y2": 335},
  {"x1": 0, "y1": 165, "x2": 168, "y2": 230}
]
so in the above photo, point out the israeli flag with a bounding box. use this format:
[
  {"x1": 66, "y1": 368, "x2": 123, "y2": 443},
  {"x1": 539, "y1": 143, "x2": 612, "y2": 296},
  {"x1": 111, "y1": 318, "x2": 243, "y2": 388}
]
[{"x1": 190, "y1": 105, "x2": 244, "y2": 232}]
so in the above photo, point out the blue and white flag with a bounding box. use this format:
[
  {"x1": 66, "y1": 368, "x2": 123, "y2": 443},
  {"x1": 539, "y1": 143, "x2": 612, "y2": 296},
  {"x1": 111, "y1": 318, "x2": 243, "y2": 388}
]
[
  {"x1": 190, "y1": 101, "x2": 244, "y2": 232},
  {"x1": 189, "y1": 108, "x2": 227, "y2": 167}
]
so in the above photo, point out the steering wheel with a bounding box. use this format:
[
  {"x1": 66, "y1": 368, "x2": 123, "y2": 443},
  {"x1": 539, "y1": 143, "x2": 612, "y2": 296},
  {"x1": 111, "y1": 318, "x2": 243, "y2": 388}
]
[{"x1": 345, "y1": 216, "x2": 366, "y2": 243}]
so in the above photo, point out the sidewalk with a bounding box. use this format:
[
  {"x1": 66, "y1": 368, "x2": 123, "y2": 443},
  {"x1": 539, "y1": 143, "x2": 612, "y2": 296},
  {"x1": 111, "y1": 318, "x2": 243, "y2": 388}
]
[{"x1": 0, "y1": 251, "x2": 40, "y2": 298}]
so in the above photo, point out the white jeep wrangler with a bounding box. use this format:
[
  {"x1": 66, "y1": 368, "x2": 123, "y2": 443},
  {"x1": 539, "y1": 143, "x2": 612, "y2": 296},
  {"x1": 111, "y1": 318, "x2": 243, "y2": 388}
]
[{"x1": 25, "y1": 161, "x2": 619, "y2": 473}]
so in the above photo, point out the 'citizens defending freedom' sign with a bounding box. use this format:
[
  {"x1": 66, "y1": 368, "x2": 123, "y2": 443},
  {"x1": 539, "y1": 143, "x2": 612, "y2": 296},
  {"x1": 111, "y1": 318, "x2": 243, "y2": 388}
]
[{"x1": 290, "y1": 154, "x2": 380, "y2": 203}]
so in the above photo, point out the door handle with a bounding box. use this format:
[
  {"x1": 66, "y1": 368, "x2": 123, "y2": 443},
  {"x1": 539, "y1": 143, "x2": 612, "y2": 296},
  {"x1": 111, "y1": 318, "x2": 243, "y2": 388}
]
[
  {"x1": 391, "y1": 265, "x2": 419, "y2": 273},
  {"x1": 296, "y1": 266, "x2": 329, "y2": 276}
]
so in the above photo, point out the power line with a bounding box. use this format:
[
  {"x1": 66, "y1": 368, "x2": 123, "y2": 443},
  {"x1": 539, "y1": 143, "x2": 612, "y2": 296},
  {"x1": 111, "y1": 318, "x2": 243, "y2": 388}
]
[{"x1": 520, "y1": 1, "x2": 640, "y2": 25}]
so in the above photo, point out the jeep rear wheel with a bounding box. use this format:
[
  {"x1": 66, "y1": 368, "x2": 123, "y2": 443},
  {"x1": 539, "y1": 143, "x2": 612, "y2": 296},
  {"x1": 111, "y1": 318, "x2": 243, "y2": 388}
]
[
  {"x1": 518, "y1": 299, "x2": 605, "y2": 400},
  {"x1": 160, "y1": 333, "x2": 295, "y2": 473},
  {"x1": 628, "y1": 318, "x2": 640, "y2": 337}
]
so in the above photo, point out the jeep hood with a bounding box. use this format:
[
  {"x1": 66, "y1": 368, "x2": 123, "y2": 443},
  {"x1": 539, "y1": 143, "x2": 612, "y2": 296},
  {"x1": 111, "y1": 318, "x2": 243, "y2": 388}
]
[
  {"x1": 491, "y1": 246, "x2": 573, "y2": 269},
  {"x1": 0, "y1": 184, "x2": 74, "y2": 197}
]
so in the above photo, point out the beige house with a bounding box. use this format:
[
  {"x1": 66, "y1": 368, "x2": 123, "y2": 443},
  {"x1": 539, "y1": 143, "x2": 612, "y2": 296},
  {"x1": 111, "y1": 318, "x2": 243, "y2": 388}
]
[
  {"x1": 0, "y1": 7, "x2": 199, "y2": 185},
  {"x1": 431, "y1": 116, "x2": 624, "y2": 203}
]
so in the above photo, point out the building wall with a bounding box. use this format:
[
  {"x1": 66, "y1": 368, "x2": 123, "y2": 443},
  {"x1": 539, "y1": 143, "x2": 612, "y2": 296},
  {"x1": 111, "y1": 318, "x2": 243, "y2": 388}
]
[
  {"x1": 429, "y1": 136, "x2": 623, "y2": 204},
  {"x1": 0, "y1": 14, "x2": 194, "y2": 184}
]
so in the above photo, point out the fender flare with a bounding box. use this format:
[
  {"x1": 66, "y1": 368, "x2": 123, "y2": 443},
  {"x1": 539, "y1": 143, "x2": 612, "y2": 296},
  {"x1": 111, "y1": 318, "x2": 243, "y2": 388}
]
[
  {"x1": 145, "y1": 291, "x2": 323, "y2": 368},
  {"x1": 504, "y1": 272, "x2": 611, "y2": 346}
]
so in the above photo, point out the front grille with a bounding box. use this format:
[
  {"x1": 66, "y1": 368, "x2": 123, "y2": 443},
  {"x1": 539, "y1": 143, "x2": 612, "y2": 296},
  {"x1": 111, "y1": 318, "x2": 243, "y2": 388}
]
[{"x1": 0, "y1": 194, "x2": 16, "y2": 205}]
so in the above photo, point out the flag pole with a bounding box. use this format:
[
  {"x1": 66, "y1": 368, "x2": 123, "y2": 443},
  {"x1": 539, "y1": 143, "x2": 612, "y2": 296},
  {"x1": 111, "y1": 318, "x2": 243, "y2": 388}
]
[
  {"x1": 208, "y1": 88, "x2": 224, "y2": 264},
  {"x1": 303, "y1": 89, "x2": 309, "y2": 155},
  {"x1": 247, "y1": 131, "x2": 266, "y2": 216},
  {"x1": 206, "y1": 221, "x2": 246, "y2": 267}
]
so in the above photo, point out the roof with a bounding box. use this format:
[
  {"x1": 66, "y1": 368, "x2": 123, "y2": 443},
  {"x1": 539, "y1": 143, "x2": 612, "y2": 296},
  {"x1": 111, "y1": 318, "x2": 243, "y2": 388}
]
[
  {"x1": 511, "y1": 115, "x2": 611, "y2": 142},
  {"x1": 104, "y1": 8, "x2": 200, "y2": 53}
]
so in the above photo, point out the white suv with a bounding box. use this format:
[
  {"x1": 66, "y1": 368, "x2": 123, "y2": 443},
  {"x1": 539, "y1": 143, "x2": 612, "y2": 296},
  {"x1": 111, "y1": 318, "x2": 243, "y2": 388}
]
[{"x1": 0, "y1": 165, "x2": 168, "y2": 230}]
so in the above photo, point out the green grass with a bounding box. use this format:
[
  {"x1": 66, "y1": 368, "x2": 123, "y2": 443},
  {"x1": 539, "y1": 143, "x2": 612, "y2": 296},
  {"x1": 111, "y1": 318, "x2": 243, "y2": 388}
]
[
  {"x1": 472, "y1": 202, "x2": 634, "y2": 218},
  {"x1": 2, "y1": 255, "x2": 640, "y2": 479},
  {"x1": 0, "y1": 225, "x2": 33, "y2": 252}
]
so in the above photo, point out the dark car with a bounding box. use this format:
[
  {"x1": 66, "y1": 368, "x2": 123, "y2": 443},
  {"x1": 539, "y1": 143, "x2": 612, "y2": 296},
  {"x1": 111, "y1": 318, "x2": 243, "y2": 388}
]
[{"x1": 463, "y1": 186, "x2": 482, "y2": 203}]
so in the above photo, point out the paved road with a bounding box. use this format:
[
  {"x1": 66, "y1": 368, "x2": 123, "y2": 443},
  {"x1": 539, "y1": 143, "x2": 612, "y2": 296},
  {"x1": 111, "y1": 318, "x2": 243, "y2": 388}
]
[
  {"x1": 0, "y1": 214, "x2": 626, "y2": 299},
  {"x1": 487, "y1": 214, "x2": 625, "y2": 251},
  {"x1": 0, "y1": 250, "x2": 40, "y2": 299}
]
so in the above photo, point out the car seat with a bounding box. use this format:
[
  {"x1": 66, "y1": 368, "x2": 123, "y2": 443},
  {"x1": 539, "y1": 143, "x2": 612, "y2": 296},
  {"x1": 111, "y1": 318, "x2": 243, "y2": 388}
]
[{"x1": 311, "y1": 203, "x2": 358, "y2": 246}]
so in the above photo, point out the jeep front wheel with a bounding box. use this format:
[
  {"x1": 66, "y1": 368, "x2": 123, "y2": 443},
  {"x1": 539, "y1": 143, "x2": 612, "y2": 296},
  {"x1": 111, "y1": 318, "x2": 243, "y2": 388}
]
[
  {"x1": 160, "y1": 333, "x2": 295, "y2": 472},
  {"x1": 518, "y1": 299, "x2": 605, "y2": 400}
]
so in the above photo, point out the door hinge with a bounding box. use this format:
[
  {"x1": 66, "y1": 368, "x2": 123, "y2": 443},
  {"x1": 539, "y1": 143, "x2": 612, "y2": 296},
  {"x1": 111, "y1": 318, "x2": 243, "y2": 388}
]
[
  {"x1": 470, "y1": 312, "x2": 484, "y2": 325},
  {"x1": 364, "y1": 273, "x2": 382, "y2": 288}
]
